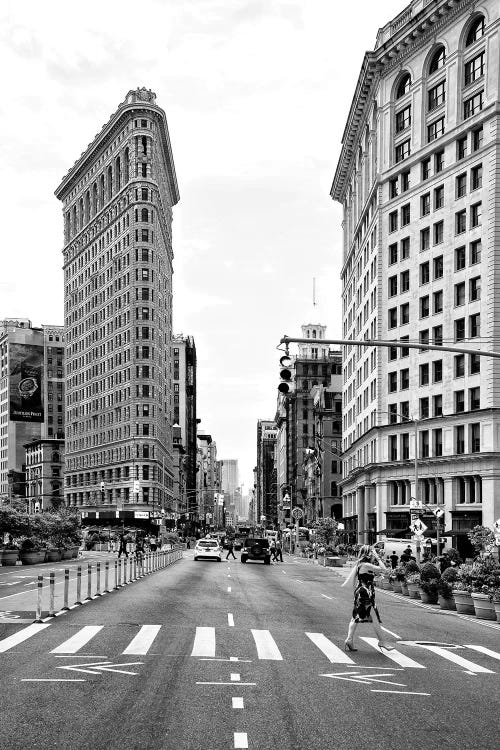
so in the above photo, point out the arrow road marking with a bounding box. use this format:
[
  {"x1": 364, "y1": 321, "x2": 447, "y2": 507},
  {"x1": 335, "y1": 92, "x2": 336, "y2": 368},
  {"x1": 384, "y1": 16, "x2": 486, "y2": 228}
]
[
  {"x1": 320, "y1": 671, "x2": 407, "y2": 686},
  {"x1": 57, "y1": 661, "x2": 143, "y2": 675}
]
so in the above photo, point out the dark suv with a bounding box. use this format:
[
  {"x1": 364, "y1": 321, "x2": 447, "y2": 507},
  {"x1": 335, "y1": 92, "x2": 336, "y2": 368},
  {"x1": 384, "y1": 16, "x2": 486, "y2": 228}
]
[{"x1": 240, "y1": 537, "x2": 271, "y2": 565}]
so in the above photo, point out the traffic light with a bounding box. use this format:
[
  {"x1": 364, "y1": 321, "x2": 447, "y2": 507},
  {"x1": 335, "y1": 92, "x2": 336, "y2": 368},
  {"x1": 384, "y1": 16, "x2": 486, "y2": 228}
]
[{"x1": 278, "y1": 354, "x2": 294, "y2": 394}]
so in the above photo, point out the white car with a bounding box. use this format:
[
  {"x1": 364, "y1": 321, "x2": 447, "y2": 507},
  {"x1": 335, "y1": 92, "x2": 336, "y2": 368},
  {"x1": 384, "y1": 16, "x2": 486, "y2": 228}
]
[{"x1": 194, "y1": 539, "x2": 222, "y2": 562}]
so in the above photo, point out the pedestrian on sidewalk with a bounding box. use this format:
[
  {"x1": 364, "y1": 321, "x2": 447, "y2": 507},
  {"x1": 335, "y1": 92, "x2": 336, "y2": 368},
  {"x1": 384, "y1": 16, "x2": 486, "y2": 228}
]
[
  {"x1": 117, "y1": 532, "x2": 129, "y2": 559},
  {"x1": 341, "y1": 544, "x2": 394, "y2": 653},
  {"x1": 274, "y1": 538, "x2": 283, "y2": 562},
  {"x1": 389, "y1": 550, "x2": 399, "y2": 569},
  {"x1": 226, "y1": 538, "x2": 236, "y2": 560},
  {"x1": 135, "y1": 536, "x2": 144, "y2": 563},
  {"x1": 270, "y1": 538, "x2": 277, "y2": 561}
]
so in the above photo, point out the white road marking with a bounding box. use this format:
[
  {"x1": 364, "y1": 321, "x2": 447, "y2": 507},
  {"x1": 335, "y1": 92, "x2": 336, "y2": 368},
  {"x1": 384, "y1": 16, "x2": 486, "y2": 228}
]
[
  {"x1": 191, "y1": 627, "x2": 216, "y2": 658},
  {"x1": 0, "y1": 623, "x2": 50, "y2": 653},
  {"x1": 196, "y1": 681, "x2": 256, "y2": 686},
  {"x1": 282, "y1": 571, "x2": 287, "y2": 574},
  {"x1": 321, "y1": 671, "x2": 406, "y2": 686},
  {"x1": 232, "y1": 697, "x2": 244, "y2": 709},
  {"x1": 228, "y1": 613, "x2": 235, "y2": 627},
  {"x1": 294, "y1": 579, "x2": 303, "y2": 583},
  {"x1": 371, "y1": 690, "x2": 430, "y2": 695},
  {"x1": 58, "y1": 660, "x2": 142, "y2": 675},
  {"x1": 234, "y1": 732, "x2": 248, "y2": 749},
  {"x1": 320, "y1": 594, "x2": 333, "y2": 600},
  {"x1": 231, "y1": 673, "x2": 240, "y2": 681},
  {"x1": 227, "y1": 587, "x2": 232, "y2": 592},
  {"x1": 411, "y1": 643, "x2": 494, "y2": 674},
  {"x1": 306, "y1": 632, "x2": 355, "y2": 664},
  {"x1": 122, "y1": 625, "x2": 161, "y2": 655},
  {"x1": 251, "y1": 629, "x2": 283, "y2": 660},
  {"x1": 360, "y1": 638, "x2": 425, "y2": 668},
  {"x1": 465, "y1": 645, "x2": 500, "y2": 661},
  {"x1": 381, "y1": 626, "x2": 401, "y2": 639},
  {"x1": 51, "y1": 626, "x2": 104, "y2": 654},
  {"x1": 22, "y1": 678, "x2": 86, "y2": 683},
  {"x1": 228, "y1": 575, "x2": 231, "y2": 578}
]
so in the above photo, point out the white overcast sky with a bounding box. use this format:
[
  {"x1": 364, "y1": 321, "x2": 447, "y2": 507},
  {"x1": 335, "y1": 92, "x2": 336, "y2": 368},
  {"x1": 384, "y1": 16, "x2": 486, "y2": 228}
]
[{"x1": 0, "y1": 0, "x2": 405, "y2": 489}]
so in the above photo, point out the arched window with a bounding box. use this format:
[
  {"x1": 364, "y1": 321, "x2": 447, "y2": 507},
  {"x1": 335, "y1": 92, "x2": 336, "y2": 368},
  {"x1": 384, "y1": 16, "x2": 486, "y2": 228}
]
[
  {"x1": 85, "y1": 191, "x2": 90, "y2": 223},
  {"x1": 312, "y1": 330, "x2": 317, "y2": 338},
  {"x1": 107, "y1": 165, "x2": 113, "y2": 201},
  {"x1": 115, "y1": 157, "x2": 121, "y2": 191},
  {"x1": 396, "y1": 73, "x2": 411, "y2": 99},
  {"x1": 429, "y1": 46, "x2": 446, "y2": 74},
  {"x1": 466, "y1": 16, "x2": 485, "y2": 47},
  {"x1": 100, "y1": 174, "x2": 105, "y2": 206},
  {"x1": 141, "y1": 208, "x2": 148, "y2": 222},
  {"x1": 92, "y1": 183, "x2": 98, "y2": 214},
  {"x1": 124, "y1": 148, "x2": 130, "y2": 183},
  {"x1": 79, "y1": 197, "x2": 84, "y2": 230}
]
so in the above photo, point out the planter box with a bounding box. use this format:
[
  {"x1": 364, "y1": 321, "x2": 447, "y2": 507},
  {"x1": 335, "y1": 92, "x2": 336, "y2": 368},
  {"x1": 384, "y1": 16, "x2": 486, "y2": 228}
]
[
  {"x1": 407, "y1": 582, "x2": 421, "y2": 599},
  {"x1": 418, "y1": 588, "x2": 438, "y2": 604},
  {"x1": 401, "y1": 582, "x2": 409, "y2": 596},
  {"x1": 20, "y1": 550, "x2": 46, "y2": 565},
  {"x1": 62, "y1": 549, "x2": 73, "y2": 560},
  {"x1": 452, "y1": 590, "x2": 475, "y2": 615},
  {"x1": 47, "y1": 549, "x2": 62, "y2": 562},
  {"x1": 471, "y1": 592, "x2": 496, "y2": 620},
  {"x1": 391, "y1": 580, "x2": 403, "y2": 593},
  {"x1": 325, "y1": 556, "x2": 343, "y2": 567},
  {"x1": 494, "y1": 601, "x2": 500, "y2": 624},
  {"x1": 380, "y1": 579, "x2": 392, "y2": 590},
  {"x1": 71, "y1": 547, "x2": 80, "y2": 558},
  {"x1": 438, "y1": 594, "x2": 456, "y2": 611},
  {"x1": 0, "y1": 549, "x2": 19, "y2": 566}
]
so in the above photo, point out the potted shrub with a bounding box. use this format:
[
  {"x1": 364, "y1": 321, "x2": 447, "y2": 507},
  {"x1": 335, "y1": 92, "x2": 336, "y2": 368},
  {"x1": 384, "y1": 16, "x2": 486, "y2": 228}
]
[
  {"x1": 406, "y1": 572, "x2": 421, "y2": 599},
  {"x1": 470, "y1": 557, "x2": 500, "y2": 620},
  {"x1": 418, "y1": 561, "x2": 440, "y2": 604},
  {"x1": 493, "y1": 582, "x2": 500, "y2": 624},
  {"x1": 437, "y1": 566, "x2": 458, "y2": 610},
  {"x1": 19, "y1": 537, "x2": 46, "y2": 565},
  {"x1": 452, "y1": 563, "x2": 475, "y2": 614},
  {"x1": 0, "y1": 540, "x2": 19, "y2": 566}
]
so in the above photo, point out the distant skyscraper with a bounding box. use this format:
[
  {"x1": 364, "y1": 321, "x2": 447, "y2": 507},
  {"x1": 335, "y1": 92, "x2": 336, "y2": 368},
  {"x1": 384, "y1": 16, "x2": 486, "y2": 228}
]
[
  {"x1": 172, "y1": 334, "x2": 197, "y2": 520},
  {"x1": 256, "y1": 420, "x2": 277, "y2": 526},
  {"x1": 221, "y1": 459, "x2": 239, "y2": 526},
  {"x1": 55, "y1": 88, "x2": 179, "y2": 524}
]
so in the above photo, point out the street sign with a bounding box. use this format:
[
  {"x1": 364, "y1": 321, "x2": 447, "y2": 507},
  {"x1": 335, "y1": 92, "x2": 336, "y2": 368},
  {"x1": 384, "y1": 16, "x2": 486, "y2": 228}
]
[
  {"x1": 291, "y1": 507, "x2": 304, "y2": 520},
  {"x1": 410, "y1": 519, "x2": 427, "y2": 534},
  {"x1": 435, "y1": 508, "x2": 444, "y2": 518},
  {"x1": 282, "y1": 493, "x2": 291, "y2": 510},
  {"x1": 134, "y1": 511, "x2": 149, "y2": 519}
]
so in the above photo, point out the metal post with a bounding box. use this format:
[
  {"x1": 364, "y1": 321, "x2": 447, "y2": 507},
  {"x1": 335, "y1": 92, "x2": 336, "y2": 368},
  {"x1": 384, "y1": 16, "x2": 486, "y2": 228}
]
[
  {"x1": 128, "y1": 555, "x2": 133, "y2": 583},
  {"x1": 34, "y1": 575, "x2": 43, "y2": 622},
  {"x1": 85, "y1": 563, "x2": 92, "y2": 600},
  {"x1": 117, "y1": 558, "x2": 122, "y2": 588},
  {"x1": 76, "y1": 565, "x2": 82, "y2": 605},
  {"x1": 105, "y1": 561, "x2": 110, "y2": 593},
  {"x1": 62, "y1": 568, "x2": 70, "y2": 610},
  {"x1": 133, "y1": 554, "x2": 137, "y2": 581},
  {"x1": 48, "y1": 571, "x2": 56, "y2": 617},
  {"x1": 96, "y1": 562, "x2": 101, "y2": 596},
  {"x1": 114, "y1": 559, "x2": 118, "y2": 590}
]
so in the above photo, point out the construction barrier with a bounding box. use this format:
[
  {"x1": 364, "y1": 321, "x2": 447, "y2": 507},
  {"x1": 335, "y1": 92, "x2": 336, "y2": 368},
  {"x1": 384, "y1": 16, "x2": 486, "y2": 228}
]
[{"x1": 31, "y1": 547, "x2": 183, "y2": 622}]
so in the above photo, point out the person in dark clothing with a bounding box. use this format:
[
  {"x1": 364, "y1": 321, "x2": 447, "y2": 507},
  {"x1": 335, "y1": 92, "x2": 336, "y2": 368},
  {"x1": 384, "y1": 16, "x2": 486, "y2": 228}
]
[
  {"x1": 117, "y1": 533, "x2": 128, "y2": 559},
  {"x1": 274, "y1": 539, "x2": 283, "y2": 562},
  {"x1": 439, "y1": 552, "x2": 451, "y2": 573},
  {"x1": 226, "y1": 539, "x2": 236, "y2": 560},
  {"x1": 135, "y1": 536, "x2": 144, "y2": 563},
  {"x1": 150, "y1": 537, "x2": 157, "y2": 552},
  {"x1": 389, "y1": 551, "x2": 399, "y2": 569}
]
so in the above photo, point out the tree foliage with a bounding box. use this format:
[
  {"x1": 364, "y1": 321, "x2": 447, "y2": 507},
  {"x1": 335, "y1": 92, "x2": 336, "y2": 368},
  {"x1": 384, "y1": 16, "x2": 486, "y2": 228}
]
[{"x1": 312, "y1": 517, "x2": 339, "y2": 549}]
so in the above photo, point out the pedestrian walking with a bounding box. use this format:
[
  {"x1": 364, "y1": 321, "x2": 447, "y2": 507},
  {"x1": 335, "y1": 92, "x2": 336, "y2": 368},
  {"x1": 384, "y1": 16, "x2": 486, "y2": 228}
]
[
  {"x1": 150, "y1": 536, "x2": 157, "y2": 552},
  {"x1": 186, "y1": 538, "x2": 191, "y2": 549},
  {"x1": 226, "y1": 538, "x2": 236, "y2": 560},
  {"x1": 389, "y1": 550, "x2": 399, "y2": 569},
  {"x1": 274, "y1": 538, "x2": 283, "y2": 562},
  {"x1": 270, "y1": 539, "x2": 277, "y2": 561},
  {"x1": 135, "y1": 536, "x2": 144, "y2": 563},
  {"x1": 117, "y1": 532, "x2": 129, "y2": 559},
  {"x1": 341, "y1": 544, "x2": 394, "y2": 652}
]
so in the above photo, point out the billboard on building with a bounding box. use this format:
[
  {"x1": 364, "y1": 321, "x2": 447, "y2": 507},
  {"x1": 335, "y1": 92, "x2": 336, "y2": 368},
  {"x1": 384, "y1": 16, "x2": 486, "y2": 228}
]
[{"x1": 9, "y1": 343, "x2": 44, "y2": 422}]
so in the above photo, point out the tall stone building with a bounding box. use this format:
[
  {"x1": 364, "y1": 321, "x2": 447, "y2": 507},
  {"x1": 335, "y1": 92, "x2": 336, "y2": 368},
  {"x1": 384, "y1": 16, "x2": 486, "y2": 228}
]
[
  {"x1": 221, "y1": 459, "x2": 239, "y2": 527},
  {"x1": 0, "y1": 319, "x2": 64, "y2": 503},
  {"x1": 172, "y1": 334, "x2": 197, "y2": 521},
  {"x1": 55, "y1": 88, "x2": 179, "y2": 525},
  {"x1": 256, "y1": 419, "x2": 278, "y2": 526},
  {"x1": 331, "y1": 1, "x2": 499, "y2": 557}
]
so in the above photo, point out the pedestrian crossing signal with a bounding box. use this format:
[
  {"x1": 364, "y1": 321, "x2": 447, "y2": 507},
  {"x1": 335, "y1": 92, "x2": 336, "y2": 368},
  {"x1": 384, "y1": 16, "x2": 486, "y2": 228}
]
[{"x1": 278, "y1": 355, "x2": 294, "y2": 394}]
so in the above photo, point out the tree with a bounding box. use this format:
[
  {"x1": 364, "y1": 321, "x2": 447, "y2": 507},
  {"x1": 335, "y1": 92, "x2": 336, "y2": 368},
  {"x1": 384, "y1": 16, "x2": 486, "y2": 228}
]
[{"x1": 312, "y1": 518, "x2": 339, "y2": 550}]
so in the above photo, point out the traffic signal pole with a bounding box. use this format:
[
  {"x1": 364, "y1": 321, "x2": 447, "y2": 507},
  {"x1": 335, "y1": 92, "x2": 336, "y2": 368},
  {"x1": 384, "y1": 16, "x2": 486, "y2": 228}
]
[{"x1": 280, "y1": 336, "x2": 500, "y2": 359}]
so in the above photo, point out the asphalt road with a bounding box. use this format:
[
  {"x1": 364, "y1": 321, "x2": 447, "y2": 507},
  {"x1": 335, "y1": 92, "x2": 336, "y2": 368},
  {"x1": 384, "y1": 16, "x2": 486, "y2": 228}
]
[{"x1": 1, "y1": 551, "x2": 499, "y2": 750}]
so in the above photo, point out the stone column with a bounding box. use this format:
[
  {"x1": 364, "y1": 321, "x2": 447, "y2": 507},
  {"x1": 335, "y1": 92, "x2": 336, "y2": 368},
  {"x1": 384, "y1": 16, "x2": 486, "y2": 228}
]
[{"x1": 357, "y1": 487, "x2": 366, "y2": 545}]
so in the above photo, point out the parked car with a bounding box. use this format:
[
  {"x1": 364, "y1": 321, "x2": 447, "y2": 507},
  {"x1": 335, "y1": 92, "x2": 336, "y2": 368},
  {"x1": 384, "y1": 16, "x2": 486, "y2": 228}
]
[
  {"x1": 240, "y1": 537, "x2": 271, "y2": 565},
  {"x1": 194, "y1": 538, "x2": 222, "y2": 562}
]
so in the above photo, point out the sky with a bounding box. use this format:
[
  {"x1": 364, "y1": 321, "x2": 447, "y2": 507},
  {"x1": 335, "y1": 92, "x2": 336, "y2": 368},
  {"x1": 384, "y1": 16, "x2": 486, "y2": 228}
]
[{"x1": 0, "y1": 0, "x2": 405, "y2": 490}]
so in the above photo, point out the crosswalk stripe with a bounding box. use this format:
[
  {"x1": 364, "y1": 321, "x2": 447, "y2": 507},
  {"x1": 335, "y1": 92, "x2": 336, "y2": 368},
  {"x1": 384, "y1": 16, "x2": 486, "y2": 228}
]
[
  {"x1": 465, "y1": 645, "x2": 500, "y2": 662},
  {"x1": 414, "y1": 644, "x2": 494, "y2": 674},
  {"x1": 0, "y1": 623, "x2": 50, "y2": 653},
  {"x1": 360, "y1": 637, "x2": 426, "y2": 668},
  {"x1": 251, "y1": 629, "x2": 282, "y2": 660},
  {"x1": 122, "y1": 625, "x2": 161, "y2": 655},
  {"x1": 305, "y1": 632, "x2": 355, "y2": 664},
  {"x1": 191, "y1": 627, "x2": 216, "y2": 657},
  {"x1": 51, "y1": 626, "x2": 104, "y2": 654}
]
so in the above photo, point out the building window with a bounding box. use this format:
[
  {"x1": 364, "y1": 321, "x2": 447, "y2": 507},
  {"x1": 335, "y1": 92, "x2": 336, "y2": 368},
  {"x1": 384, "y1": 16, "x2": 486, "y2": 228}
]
[
  {"x1": 389, "y1": 243, "x2": 398, "y2": 265},
  {"x1": 429, "y1": 47, "x2": 446, "y2": 74},
  {"x1": 389, "y1": 435, "x2": 398, "y2": 461},
  {"x1": 420, "y1": 261, "x2": 430, "y2": 285},
  {"x1": 465, "y1": 52, "x2": 485, "y2": 86},
  {"x1": 401, "y1": 433, "x2": 410, "y2": 460},
  {"x1": 455, "y1": 354, "x2": 465, "y2": 377},
  {"x1": 455, "y1": 318, "x2": 465, "y2": 341},
  {"x1": 455, "y1": 425, "x2": 465, "y2": 455},
  {"x1": 455, "y1": 246, "x2": 466, "y2": 271},
  {"x1": 465, "y1": 17, "x2": 485, "y2": 48},
  {"x1": 469, "y1": 276, "x2": 481, "y2": 301},
  {"x1": 433, "y1": 394, "x2": 443, "y2": 417},
  {"x1": 420, "y1": 295, "x2": 429, "y2": 318},
  {"x1": 469, "y1": 313, "x2": 480, "y2": 338},
  {"x1": 470, "y1": 423, "x2": 480, "y2": 453},
  {"x1": 419, "y1": 329, "x2": 429, "y2": 351},
  {"x1": 400, "y1": 303, "x2": 410, "y2": 325},
  {"x1": 455, "y1": 390, "x2": 465, "y2": 413},
  {"x1": 433, "y1": 255, "x2": 443, "y2": 279},
  {"x1": 455, "y1": 282, "x2": 466, "y2": 306},
  {"x1": 456, "y1": 173, "x2": 467, "y2": 198},
  {"x1": 395, "y1": 140, "x2": 410, "y2": 164},
  {"x1": 400, "y1": 270, "x2": 410, "y2": 292},
  {"x1": 457, "y1": 136, "x2": 468, "y2": 160},
  {"x1": 472, "y1": 127, "x2": 483, "y2": 152},
  {"x1": 395, "y1": 106, "x2": 411, "y2": 133},
  {"x1": 433, "y1": 360, "x2": 442, "y2": 383},
  {"x1": 396, "y1": 73, "x2": 411, "y2": 99},
  {"x1": 388, "y1": 308, "x2": 398, "y2": 329},
  {"x1": 421, "y1": 158, "x2": 431, "y2": 181},
  {"x1": 389, "y1": 276, "x2": 398, "y2": 297},
  {"x1": 428, "y1": 81, "x2": 445, "y2": 111},
  {"x1": 420, "y1": 430, "x2": 429, "y2": 459},
  {"x1": 421, "y1": 193, "x2": 430, "y2": 217},
  {"x1": 433, "y1": 429, "x2": 443, "y2": 457},
  {"x1": 433, "y1": 325, "x2": 443, "y2": 346},
  {"x1": 420, "y1": 227, "x2": 430, "y2": 251},
  {"x1": 401, "y1": 171, "x2": 410, "y2": 192},
  {"x1": 388, "y1": 372, "x2": 397, "y2": 393},
  {"x1": 389, "y1": 211, "x2": 398, "y2": 232},
  {"x1": 400, "y1": 237, "x2": 410, "y2": 259},
  {"x1": 420, "y1": 363, "x2": 429, "y2": 386},
  {"x1": 471, "y1": 164, "x2": 482, "y2": 191},
  {"x1": 434, "y1": 185, "x2": 444, "y2": 209},
  {"x1": 470, "y1": 239, "x2": 481, "y2": 265},
  {"x1": 434, "y1": 150, "x2": 444, "y2": 173},
  {"x1": 400, "y1": 369, "x2": 409, "y2": 390},
  {"x1": 470, "y1": 353, "x2": 481, "y2": 374},
  {"x1": 389, "y1": 178, "x2": 399, "y2": 199},
  {"x1": 469, "y1": 386, "x2": 480, "y2": 411},
  {"x1": 464, "y1": 90, "x2": 483, "y2": 119},
  {"x1": 428, "y1": 117, "x2": 445, "y2": 143},
  {"x1": 470, "y1": 202, "x2": 481, "y2": 227},
  {"x1": 433, "y1": 221, "x2": 443, "y2": 245},
  {"x1": 420, "y1": 397, "x2": 429, "y2": 419},
  {"x1": 401, "y1": 204, "x2": 410, "y2": 227},
  {"x1": 433, "y1": 290, "x2": 443, "y2": 314},
  {"x1": 455, "y1": 210, "x2": 467, "y2": 235}
]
